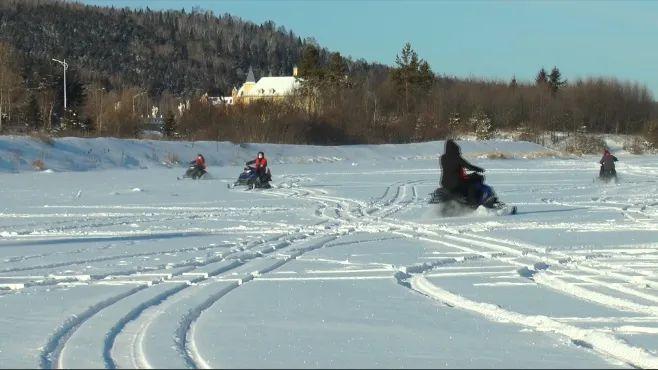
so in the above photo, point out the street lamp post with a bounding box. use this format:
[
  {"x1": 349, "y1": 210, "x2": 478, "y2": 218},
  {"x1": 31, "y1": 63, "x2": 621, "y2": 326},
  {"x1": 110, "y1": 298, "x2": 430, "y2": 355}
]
[
  {"x1": 51, "y1": 58, "x2": 68, "y2": 111},
  {"x1": 97, "y1": 87, "x2": 105, "y2": 136}
]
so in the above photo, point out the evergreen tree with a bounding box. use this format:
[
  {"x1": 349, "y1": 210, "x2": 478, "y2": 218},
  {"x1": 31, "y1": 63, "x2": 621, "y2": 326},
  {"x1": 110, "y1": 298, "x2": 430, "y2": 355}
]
[
  {"x1": 417, "y1": 60, "x2": 434, "y2": 90},
  {"x1": 24, "y1": 93, "x2": 42, "y2": 130},
  {"x1": 392, "y1": 43, "x2": 418, "y2": 114},
  {"x1": 391, "y1": 43, "x2": 433, "y2": 114},
  {"x1": 163, "y1": 110, "x2": 177, "y2": 138},
  {"x1": 298, "y1": 44, "x2": 323, "y2": 80},
  {"x1": 535, "y1": 68, "x2": 548, "y2": 85},
  {"x1": 548, "y1": 66, "x2": 566, "y2": 94},
  {"x1": 327, "y1": 52, "x2": 348, "y2": 85},
  {"x1": 509, "y1": 76, "x2": 518, "y2": 89},
  {"x1": 297, "y1": 44, "x2": 324, "y2": 114}
]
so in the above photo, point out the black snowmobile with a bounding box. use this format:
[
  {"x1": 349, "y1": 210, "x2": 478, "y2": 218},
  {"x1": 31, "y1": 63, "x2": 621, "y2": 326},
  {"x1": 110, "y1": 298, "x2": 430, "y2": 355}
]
[
  {"x1": 429, "y1": 173, "x2": 516, "y2": 217},
  {"x1": 180, "y1": 164, "x2": 207, "y2": 180},
  {"x1": 598, "y1": 165, "x2": 618, "y2": 183},
  {"x1": 229, "y1": 166, "x2": 272, "y2": 189},
  {"x1": 598, "y1": 151, "x2": 619, "y2": 184}
]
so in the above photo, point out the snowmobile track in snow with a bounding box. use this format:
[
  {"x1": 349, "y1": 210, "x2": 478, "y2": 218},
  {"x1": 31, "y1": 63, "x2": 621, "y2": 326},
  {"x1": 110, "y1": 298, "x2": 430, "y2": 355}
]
[{"x1": 3, "y1": 156, "x2": 658, "y2": 368}]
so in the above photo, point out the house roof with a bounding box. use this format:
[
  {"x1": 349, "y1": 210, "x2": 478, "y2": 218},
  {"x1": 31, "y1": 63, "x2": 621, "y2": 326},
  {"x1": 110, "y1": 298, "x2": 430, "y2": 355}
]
[{"x1": 245, "y1": 76, "x2": 301, "y2": 97}]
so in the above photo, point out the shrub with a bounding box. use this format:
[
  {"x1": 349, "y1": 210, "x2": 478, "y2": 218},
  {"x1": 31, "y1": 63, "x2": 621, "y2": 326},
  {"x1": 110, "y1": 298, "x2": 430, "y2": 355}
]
[
  {"x1": 623, "y1": 136, "x2": 649, "y2": 154},
  {"x1": 164, "y1": 152, "x2": 180, "y2": 166},
  {"x1": 565, "y1": 133, "x2": 606, "y2": 155},
  {"x1": 470, "y1": 108, "x2": 495, "y2": 140},
  {"x1": 485, "y1": 152, "x2": 509, "y2": 159},
  {"x1": 32, "y1": 159, "x2": 47, "y2": 171},
  {"x1": 30, "y1": 132, "x2": 55, "y2": 146},
  {"x1": 645, "y1": 121, "x2": 658, "y2": 149}
]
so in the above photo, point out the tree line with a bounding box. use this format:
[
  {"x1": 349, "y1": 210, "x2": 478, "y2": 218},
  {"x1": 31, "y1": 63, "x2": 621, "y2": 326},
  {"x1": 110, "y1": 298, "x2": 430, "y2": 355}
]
[
  {"x1": 0, "y1": 0, "x2": 656, "y2": 148},
  {"x1": 170, "y1": 42, "x2": 656, "y2": 149}
]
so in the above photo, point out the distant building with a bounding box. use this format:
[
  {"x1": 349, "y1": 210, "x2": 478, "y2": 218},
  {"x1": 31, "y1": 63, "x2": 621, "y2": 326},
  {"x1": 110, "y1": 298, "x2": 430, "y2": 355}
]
[
  {"x1": 202, "y1": 94, "x2": 233, "y2": 106},
  {"x1": 231, "y1": 66, "x2": 301, "y2": 105}
]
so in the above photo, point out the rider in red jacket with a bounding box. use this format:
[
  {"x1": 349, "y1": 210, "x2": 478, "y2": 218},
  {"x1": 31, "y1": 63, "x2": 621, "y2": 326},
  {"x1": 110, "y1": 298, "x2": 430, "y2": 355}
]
[
  {"x1": 192, "y1": 154, "x2": 206, "y2": 169},
  {"x1": 246, "y1": 152, "x2": 267, "y2": 177}
]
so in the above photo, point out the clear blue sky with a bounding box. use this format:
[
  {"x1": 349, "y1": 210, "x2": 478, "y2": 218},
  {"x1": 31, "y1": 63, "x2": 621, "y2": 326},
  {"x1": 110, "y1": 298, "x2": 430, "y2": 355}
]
[{"x1": 80, "y1": 0, "x2": 658, "y2": 97}]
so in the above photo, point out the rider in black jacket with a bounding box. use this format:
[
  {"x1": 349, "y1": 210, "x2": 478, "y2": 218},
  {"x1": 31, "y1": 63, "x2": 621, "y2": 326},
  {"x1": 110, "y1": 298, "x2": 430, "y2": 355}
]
[{"x1": 440, "y1": 139, "x2": 485, "y2": 204}]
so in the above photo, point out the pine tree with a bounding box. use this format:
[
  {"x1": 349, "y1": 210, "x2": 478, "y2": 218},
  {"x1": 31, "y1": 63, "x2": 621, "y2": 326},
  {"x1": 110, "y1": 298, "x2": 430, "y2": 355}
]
[
  {"x1": 327, "y1": 52, "x2": 349, "y2": 90},
  {"x1": 24, "y1": 94, "x2": 42, "y2": 130},
  {"x1": 298, "y1": 44, "x2": 322, "y2": 80},
  {"x1": 163, "y1": 110, "x2": 177, "y2": 138},
  {"x1": 417, "y1": 60, "x2": 434, "y2": 90},
  {"x1": 548, "y1": 66, "x2": 566, "y2": 94},
  {"x1": 535, "y1": 68, "x2": 548, "y2": 85},
  {"x1": 509, "y1": 76, "x2": 518, "y2": 89},
  {"x1": 297, "y1": 44, "x2": 324, "y2": 113},
  {"x1": 391, "y1": 43, "x2": 433, "y2": 114}
]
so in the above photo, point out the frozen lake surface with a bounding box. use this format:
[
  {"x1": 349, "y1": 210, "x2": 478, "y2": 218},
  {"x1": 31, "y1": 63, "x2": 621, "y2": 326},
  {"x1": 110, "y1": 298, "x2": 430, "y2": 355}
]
[{"x1": 1, "y1": 139, "x2": 658, "y2": 368}]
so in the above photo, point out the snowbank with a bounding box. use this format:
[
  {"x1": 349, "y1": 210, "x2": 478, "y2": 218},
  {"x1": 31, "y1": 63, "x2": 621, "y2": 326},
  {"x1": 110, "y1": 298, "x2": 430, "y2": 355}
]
[{"x1": 0, "y1": 135, "x2": 553, "y2": 174}]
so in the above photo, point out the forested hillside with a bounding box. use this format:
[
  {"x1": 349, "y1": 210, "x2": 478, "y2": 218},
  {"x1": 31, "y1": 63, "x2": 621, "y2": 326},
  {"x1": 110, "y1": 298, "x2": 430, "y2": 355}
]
[
  {"x1": 0, "y1": 0, "x2": 656, "y2": 150},
  {"x1": 0, "y1": 0, "x2": 340, "y2": 95}
]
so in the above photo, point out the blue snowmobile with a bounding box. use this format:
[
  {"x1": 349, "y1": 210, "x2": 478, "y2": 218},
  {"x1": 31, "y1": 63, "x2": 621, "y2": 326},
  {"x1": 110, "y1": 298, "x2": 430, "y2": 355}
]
[
  {"x1": 429, "y1": 173, "x2": 516, "y2": 216},
  {"x1": 229, "y1": 166, "x2": 272, "y2": 189}
]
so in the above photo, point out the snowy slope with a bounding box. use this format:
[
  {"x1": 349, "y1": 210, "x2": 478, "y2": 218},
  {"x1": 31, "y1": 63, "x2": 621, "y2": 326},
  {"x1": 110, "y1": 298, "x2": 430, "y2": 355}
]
[
  {"x1": 1, "y1": 137, "x2": 658, "y2": 368},
  {"x1": 0, "y1": 135, "x2": 553, "y2": 173}
]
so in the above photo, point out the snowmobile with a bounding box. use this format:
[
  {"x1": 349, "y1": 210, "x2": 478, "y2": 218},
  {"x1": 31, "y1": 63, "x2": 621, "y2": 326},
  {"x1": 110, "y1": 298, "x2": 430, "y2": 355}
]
[
  {"x1": 598, "y1": 165, "x2": 618, "y2": 183},
  {"x1": 179, "y1": 165, "x2": 208, "y2": 180},
  {"x1": 429, "y1": 174, "x2": 516, "y2": 216},
  {"x1": 228, "y1": 166, "x2": 272, "y2": 189}
]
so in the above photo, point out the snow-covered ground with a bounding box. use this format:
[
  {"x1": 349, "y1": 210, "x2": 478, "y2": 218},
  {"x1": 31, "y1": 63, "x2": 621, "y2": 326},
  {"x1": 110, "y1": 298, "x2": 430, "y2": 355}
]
[
  {"x1": 0, "y1": 136, "x2": 555, "y2": 174},
  {"x1": 1, "y1": 137, "x2": 658, "y2": 368}
]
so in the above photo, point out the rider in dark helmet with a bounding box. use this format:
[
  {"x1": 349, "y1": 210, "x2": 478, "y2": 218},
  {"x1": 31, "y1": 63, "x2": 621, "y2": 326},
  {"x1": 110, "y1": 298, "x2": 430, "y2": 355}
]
[
  {"x1": 599, "y1": 148, "x2": 618, "y2": 180},
  {"x1": 246, "y1": 151, "x2": 268, "y2": 179},
  {"x1": 440, "y1": 139, "x2": 486, "y2": 205}
]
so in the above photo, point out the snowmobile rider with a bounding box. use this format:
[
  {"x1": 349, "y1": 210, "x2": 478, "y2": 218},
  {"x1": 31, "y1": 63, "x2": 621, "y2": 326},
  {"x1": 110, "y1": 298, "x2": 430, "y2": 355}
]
[
  {"x1": 190, "y1": 153, "x2": 206, "y2": 171},
  {"x1": 440, "y1": 139, "x2": 486, "y2": 205},
  {"x1": 246, "y1": 151, "x2": 267, "y2": 179},
  {"x1": 599, "y1": 148, "x2": 618, "y2": 179}
]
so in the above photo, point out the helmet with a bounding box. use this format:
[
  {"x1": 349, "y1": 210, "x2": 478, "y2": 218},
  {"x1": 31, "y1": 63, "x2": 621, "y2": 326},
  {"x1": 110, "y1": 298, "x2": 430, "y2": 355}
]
[{"x1": 257, "y1": 151, "x2": 264, "y2": 158}]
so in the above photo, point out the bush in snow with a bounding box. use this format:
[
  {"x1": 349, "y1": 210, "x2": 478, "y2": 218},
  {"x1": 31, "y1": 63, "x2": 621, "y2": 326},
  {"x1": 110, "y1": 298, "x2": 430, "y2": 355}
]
[
  {"x1": 566, "y1": 132, "x2": 606, "y2": 155},
  {"x1": 514, "y1": 125, "x2": 539, "y2": 143},
  {"x1": 164, "y1": 152, "x2": 180, "y2": 166},
  {"x1": 30, "y1": 132, "x2": 55, "y2": 146},
  {"x1": 623, "y1": 136, "x2": 650, "y2": 155},
  {"x1": 470, "y1": 108, "x2": 495, "y2": 140},
  {"x1": 645, "y1": 121, "x2": 658, "y2": 150},
  {"x1": 447, "y1": 112, "x2": 461, "y2": 138},
  {"x1": 32, "y1": 159, "x2": 46, "y2": 171}
]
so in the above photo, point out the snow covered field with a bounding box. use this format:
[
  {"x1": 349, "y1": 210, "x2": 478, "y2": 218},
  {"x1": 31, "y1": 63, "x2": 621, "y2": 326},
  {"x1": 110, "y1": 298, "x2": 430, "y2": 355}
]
[{"x1": 1, "y1": 137, "x2": 658, "y2": 368}]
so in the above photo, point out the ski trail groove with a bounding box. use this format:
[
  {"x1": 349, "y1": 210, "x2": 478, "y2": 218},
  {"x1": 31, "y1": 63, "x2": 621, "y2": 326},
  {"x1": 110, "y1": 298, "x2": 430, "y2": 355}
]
[{"x1": 409, "y1": 275, "x2": 658, "y2": 369}]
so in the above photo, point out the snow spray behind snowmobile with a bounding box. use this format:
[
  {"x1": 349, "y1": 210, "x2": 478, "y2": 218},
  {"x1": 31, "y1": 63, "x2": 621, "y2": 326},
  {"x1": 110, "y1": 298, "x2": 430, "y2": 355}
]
[{"x1": 429, "y1": 172, "x2": 516, "y2": 216}]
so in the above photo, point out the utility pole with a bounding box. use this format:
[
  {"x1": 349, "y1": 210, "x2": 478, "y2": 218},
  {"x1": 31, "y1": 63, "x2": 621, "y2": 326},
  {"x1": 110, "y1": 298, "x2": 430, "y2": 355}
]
[
  {"x1": 97, "y1": 87, "x2": 105, "y2": 136},
  {"x1": 51, "y1": 58, "x2": 68, "y2": 110}
]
